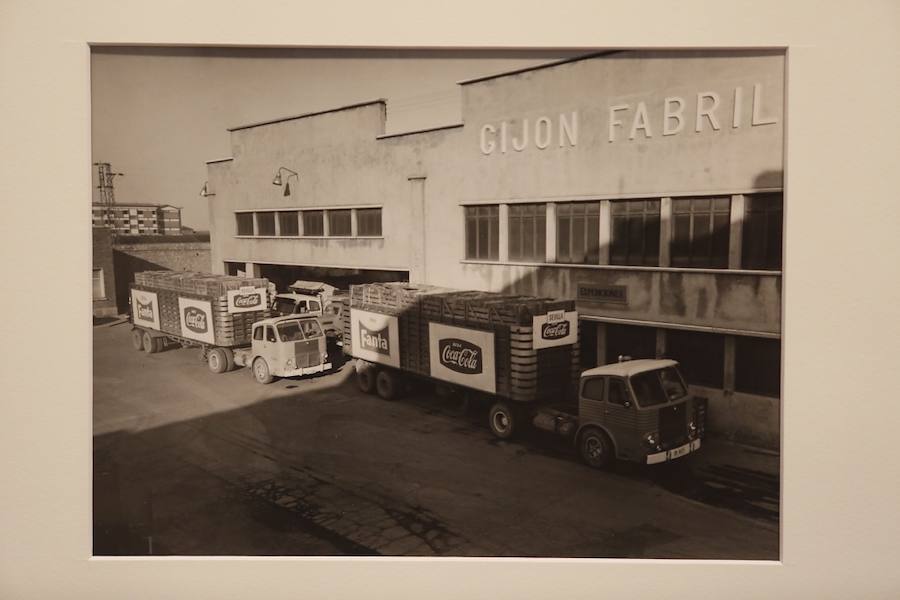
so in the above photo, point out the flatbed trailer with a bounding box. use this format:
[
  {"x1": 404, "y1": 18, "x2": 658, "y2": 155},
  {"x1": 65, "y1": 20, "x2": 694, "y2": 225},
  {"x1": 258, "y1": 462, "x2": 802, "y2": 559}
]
[
  {"x1": 341, "y1": 282, "x2": 706, "y2": 467},
  {"x1": 128, "y1": 271, "x2": 331, "y2": 382}
]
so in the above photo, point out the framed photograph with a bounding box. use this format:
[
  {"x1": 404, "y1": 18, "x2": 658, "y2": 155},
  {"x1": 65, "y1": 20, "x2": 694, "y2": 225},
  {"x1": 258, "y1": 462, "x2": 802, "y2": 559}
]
[{"x1": 3, "y1": 1, "x2": 898, "y2": 598}]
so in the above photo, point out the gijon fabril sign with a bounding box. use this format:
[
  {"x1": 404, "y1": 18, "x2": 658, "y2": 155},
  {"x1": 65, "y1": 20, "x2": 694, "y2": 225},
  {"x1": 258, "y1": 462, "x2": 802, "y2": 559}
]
[{"x1": 479, "y1": 83, "x2": 778, "y2": 154}]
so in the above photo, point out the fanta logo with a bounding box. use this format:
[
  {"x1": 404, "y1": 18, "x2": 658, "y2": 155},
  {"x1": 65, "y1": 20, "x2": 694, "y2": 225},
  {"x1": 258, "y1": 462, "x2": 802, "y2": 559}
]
[
  {"x1": 439, "y1": 339, "x2": 482, "y2": 375},
  {"x1": 136, "y1": 300, "x2": 154, "y2": 321},
  {"x1": 184, "y1": 307, "x2": 208, "y2": 333},
  {"x1": 542, "y1": 321, "x2": 570, "y2": 340},
  {"x1": 359, "y1": 323, "x2": 390, "y2": 355},
  {"x1": 233, "y1": 293, "x2": 261, "y2": 308}
]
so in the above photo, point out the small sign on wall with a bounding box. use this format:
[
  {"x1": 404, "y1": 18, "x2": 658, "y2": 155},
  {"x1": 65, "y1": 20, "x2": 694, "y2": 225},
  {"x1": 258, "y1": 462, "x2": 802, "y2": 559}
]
[
  {"x1": 350, "y1": 308, "x2": 400, "y2": 368},
  {"x1": 178, "y1": 297, "x2": 215, "y2": 344},
  {"x1": 227, "y1": 286, "x2": 267, "y2": 313},
  {"x1": 533, "y1": 310, "x2": 579, "y2": 349},
  {"x1": 428, "y1": 323, "x2": 496, "y2": 394},
  {"x1": 577, "y1": 284, "x2": 628, "y2": 305},
  {"x1": 131, "y1": 289, "x2": 160, "y2": 330}
]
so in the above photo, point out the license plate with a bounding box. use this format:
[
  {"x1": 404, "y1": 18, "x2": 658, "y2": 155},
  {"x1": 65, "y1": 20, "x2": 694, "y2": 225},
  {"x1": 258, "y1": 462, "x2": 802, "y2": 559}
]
[{"x1": 667, "y1": 443, "x2": 691, "y2": 460}]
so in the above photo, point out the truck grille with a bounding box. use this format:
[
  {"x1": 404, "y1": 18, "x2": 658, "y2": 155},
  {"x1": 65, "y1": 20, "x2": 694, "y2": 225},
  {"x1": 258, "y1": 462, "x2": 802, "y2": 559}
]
[
  {"x1": 293, "y1": 339, "x2": 319, "y2": 368},
  {"x1": 658, "y1": 403, "x2": 687, "y2": 448}
]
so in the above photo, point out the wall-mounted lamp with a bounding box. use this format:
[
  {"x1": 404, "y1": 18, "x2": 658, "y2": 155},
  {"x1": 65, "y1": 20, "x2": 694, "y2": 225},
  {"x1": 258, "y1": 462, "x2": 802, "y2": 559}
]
[
  {"x1": 199, "y1": 182, "x2": 215, "y2": 197},
  {"x1": 272, "y1": 167, "x2": 299, "y2": 196}
]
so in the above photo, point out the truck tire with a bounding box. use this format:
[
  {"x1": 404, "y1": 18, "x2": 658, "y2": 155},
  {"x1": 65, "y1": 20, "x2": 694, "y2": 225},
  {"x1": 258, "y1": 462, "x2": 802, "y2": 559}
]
[
  {"x1": 578, "y1": 427, "x2": 614, "y2": 469},
  {"x1": 375, "y1": 369, "x2": 399, "y2": 400},
  {"x1": 252, "y1": 357, "x2": 274, "y2": 384},
  {"x1": 142, "y1": 331, "x2": 156, "y2": 354},
  {"x1": 207, "y1": 348, "x2": 229, "y2": 374},
  {"x1": 356, "y1": 363, "x2": 377, "y2": 394},
  {"x1": 131, "y1": 329, "x2": 144, "y2": 351},
  {"x1": 489, "y1": 401, "x2": 518, "y2": 439}
]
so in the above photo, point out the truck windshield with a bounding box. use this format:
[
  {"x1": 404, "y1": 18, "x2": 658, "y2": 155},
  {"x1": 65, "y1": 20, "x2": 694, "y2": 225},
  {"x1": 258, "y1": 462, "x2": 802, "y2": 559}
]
[
  {"x1": 273, "y1": 298, "x2": 296, "y2": 316},
  {"x1": 630, "y1": 367, "x2": 688, "y2": 407},
  {"x1": 277, "y1": 319, "x2": 322, "y2": 342}
]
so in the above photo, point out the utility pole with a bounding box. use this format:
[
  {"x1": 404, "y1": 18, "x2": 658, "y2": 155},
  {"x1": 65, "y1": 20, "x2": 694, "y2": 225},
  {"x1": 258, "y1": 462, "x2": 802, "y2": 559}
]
[{"x1": 94, "y1": 162, "x2": 124, "y2": 234}]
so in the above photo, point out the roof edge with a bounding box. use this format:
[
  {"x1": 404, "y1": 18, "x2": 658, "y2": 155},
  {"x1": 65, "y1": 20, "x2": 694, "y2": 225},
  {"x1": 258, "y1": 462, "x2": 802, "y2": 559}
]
[
  {"x1": 375, "y1": 122, "x2": 464, "y2": 140},
  {"x1": 456, "y1": 50, "x2": 622, "y2": 86},
  {"x1": 228, "y1": 99, "x2": 387, "y2": 132}
]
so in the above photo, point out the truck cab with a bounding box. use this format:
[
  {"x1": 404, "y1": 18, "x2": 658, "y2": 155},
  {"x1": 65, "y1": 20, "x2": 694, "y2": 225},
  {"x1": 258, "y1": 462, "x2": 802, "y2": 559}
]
[
  {"x1": 575, "y1": 359, "x2": 706, "y2": 467},
  {"x1": 235, "y1": 315, "x2": 332, "y2": 384},
  {"x1": 271, "y1": 280, "x2": 343, "y2": 342}
]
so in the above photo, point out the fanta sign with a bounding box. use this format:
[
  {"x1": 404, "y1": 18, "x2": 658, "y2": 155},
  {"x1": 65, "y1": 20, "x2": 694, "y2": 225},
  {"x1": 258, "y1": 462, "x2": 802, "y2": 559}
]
[
  {"x1": 359, "y1": 323, "x2": 390, "y2": 355},
  {"x1": 178, "y1": 297, "x2": 215, "y2": 344},
  {"x1": 227, "y1": 287, "x2": 267, "y2": 313},
  {"x1": 350, "y1": 309, "x2": 400, "y2": 368},
  {"x1": 130, "y1": 289, "x2": 160, "y2": 330},
  {"x1": 533, "y1": 310, "x2": 578, "y2": 350},
  {"x1": 429, "y1": 323, "x2": 496, "y2": 393},
  {"x1": 439, "y1": 339, "x2": 482, "y2": 375}
]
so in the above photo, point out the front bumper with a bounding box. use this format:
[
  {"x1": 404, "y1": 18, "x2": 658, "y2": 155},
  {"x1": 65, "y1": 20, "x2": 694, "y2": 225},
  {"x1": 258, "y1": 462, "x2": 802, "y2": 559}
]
[
  {"x1": 276, "y1": 362, "x2": 332, "y2": 377},
  {"x1": 646, "y1": 438, "x2": 701, "y2": 465}
]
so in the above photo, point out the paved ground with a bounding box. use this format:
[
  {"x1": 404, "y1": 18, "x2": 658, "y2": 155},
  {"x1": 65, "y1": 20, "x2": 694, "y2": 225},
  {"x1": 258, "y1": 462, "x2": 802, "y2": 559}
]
[{"x1": 93, "y1": 320, "x2": 779, "y2": 558}]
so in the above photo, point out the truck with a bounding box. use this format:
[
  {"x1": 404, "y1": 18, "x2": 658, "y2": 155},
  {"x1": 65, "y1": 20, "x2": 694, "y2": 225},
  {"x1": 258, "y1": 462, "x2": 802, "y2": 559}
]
[
  {"x1": 340, "y1": 282, "x2": 706, "y2": 467},
  {"x1": 271, "y1": 280, "x2": 346, "y2": 344},
  {"x1": 128, "y1": 271, "x2": 331, "y2": 384}
]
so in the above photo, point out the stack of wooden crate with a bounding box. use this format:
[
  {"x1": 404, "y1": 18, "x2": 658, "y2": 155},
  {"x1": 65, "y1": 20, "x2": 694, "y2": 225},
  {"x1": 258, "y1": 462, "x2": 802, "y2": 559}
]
[
  {"x1": 132, "y1": 271, "x2": 271, "y2": 347},
  {"x1": 344, "y1": 282, "x2": 580, "y2": 402}
]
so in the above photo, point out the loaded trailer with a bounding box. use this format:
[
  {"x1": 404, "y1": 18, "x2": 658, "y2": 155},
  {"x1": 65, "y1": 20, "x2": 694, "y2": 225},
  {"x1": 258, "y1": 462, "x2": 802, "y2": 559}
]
[
  {"x1": 341, "y1": 282, "x2": 706, "y2": 467},
  {"x1": 129, "y1": 271, "x2": 331, "y2": 383}
]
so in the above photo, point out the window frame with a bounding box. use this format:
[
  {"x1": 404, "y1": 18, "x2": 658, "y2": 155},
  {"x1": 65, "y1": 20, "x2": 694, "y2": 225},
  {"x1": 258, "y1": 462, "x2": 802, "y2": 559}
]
[
  {"x1": 610, "y1": 199, "x2": 661, "y2": 267},
  {"x1": 671, "y1": 196, "x2": 731, "y2": 269},
  {"x1": 557, "y1": 201, "x2": 601, "y2": 265},
  {"x1": 356, "y1": 207, "x2": 383, "y2": 237},
  {"x1": 741, "y1": 192, "x2": 783, "y2": 270},
  {"x1": 302, "y1": 210, "x2": 325, "y2": 237},
  {"x1": 464, "y1": 205, "x2": 499, "y2": 261},
  {"x1": 327, "y1": 209, "x2": 352, "y2": 237},
  {"x1": 235, "y1": 212, "x2": 254, "y2": 236},
  {"x1": 277, "y1": 210, "x2": 299, "y2": 237},
  {"x1": 508, "y1": 203, "x2": 547, "y2": 263}
]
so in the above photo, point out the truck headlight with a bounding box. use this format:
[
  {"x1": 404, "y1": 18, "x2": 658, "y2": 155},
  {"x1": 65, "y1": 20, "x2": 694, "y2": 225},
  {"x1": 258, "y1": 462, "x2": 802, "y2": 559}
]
[
  {"x1": 688, "y1": 419, "x2": 698, "y2": 439},
  {"x1": 285, "y1": 357, "x2": 296, "y2": 369},
  {"x1": 644, "y1": 432, "x2": 658, "y2": 448}
]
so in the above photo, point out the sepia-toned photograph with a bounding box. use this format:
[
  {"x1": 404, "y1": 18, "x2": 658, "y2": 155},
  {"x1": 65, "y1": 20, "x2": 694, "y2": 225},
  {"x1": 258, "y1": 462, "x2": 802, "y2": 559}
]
[{"x1": 91, "y1": 47, "x2": 783, "y2": 559}]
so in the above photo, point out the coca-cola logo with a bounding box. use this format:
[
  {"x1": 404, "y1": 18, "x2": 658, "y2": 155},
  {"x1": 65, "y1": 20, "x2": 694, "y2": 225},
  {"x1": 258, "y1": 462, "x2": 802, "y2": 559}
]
[
  {"x1": 136, "y1": 299, "x2": 154, "y2": 321},
  {"x1": 184, "y1": 307, "x2": 208, "y2": 333},
  {"x1": 542, "y1": 320, "x2": 570, "y2": 340},
  {"x1": 233, "y1": 293, "x2": 261, "y2": 308},
  {"x1": 359, "y1": 323, "x2": 390, "y2": 355},
  {"x1": 439, "y1": 339, "x2": 482, "y2": 375}
]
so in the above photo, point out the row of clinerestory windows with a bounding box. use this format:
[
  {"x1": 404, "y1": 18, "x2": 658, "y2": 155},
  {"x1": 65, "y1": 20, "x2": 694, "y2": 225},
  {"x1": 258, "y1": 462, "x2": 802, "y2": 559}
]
[
  {"x1": 236, "y1": 208, "x2": 382, "y2": 238},
  {"x1": 465, "y1": 193, "x2": 783, "y2": 270}
]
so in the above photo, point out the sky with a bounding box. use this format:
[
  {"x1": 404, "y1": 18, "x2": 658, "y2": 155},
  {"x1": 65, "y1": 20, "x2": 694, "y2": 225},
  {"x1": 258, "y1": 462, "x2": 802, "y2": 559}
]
[{"x1": 90, "y1": 48, "x2": 579, "y2": 230}]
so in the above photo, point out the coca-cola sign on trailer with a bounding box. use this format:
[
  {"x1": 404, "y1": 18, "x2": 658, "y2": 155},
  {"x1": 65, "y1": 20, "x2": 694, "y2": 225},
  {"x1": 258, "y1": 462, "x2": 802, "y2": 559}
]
[
  {"x1": 428, "y1": 323, "x2": 496, "y2": 393},
  {"x1": 183, "y1": 307, "x2": 208, "y2": 333},
  {"x1": 130, "y1": 289, "x2": 160, "y2": 329},
  {"x1": 350, "y1": 308, "x2": 400, "y2": 368},
  {"x1": 532, "y1": 310, "x2": 578, "y2": 349},
  {"x1": 178, "y1": 297, "x2": 215, "y2": 344},
  {"x1": 227, "y1": 287, "x2": 268, "y2": 313},
  {"x1": 438, "y1": 339, "x2": 483, "y2": 375}
]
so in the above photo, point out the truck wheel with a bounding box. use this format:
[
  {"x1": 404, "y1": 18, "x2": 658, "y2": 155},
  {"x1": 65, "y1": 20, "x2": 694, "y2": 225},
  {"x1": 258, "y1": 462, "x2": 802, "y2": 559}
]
[
  {"x1": 131, "y1": 329, "x2": 144, "y2": 351},
  {"x1": 142, "y1": 331, "x2": 156, "y2": 354},
  {"x1": 578, "y1": 427, "x2": 614, "y2": 469},
  {"x1": 375, "y1": 369, "x2": 399, "y2": 400},
  {"x1": 252, "y1": 357, "x2": 274, "y2": 384},
  {"x1": 222, "y1": 348, "x2": 235, "y2": 371},
  {"x1": 356, "y1": 363, "x2": 377, "y2": 394},
  {"x1": 208, "y1": 348, "x2": 229, "y2": 374},
  {"x1": 489, "y1": 401, "x2": 517, "y2": 439}
]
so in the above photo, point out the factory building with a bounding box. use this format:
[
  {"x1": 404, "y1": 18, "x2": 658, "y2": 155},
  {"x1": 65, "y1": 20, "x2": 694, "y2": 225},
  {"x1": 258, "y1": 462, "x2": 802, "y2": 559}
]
[{"x1": 205, "y1": 50, "x2": 784, "y2": 448}]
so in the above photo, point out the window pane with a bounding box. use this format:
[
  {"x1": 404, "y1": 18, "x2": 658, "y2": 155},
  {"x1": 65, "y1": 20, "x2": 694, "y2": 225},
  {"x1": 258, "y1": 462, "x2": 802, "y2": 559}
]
[
  {"x1": 236, "y1": 213, "x2": 254, "y2": 236},
  {"x1": 557, "y1": 214, "x2": 571, "y2": 263},
  {"x1": 278, "y1": 211, "x2": 298, "y2": 236},
  {"x1": 489, "y1": 207, "x2": 499, "y2": 260},
  {"x1": 535, "y1": 208, "x2": 546, "y2": 261},
  {"x1": 92, "y1": 269, "x2": 104, "y2": 299},
  {"x1": 582, "y1": 377, "x2": 605, "y2": 401},
  {"x1": 328, "y1": 210, "x2": 351, "y2": 236},
  {"x1": 711, "y1": 213, "x2": 730, "y2": 268},
  {"x1": 303, "y1": 211, "x2": 324, "y2": 236},
  {"x1": 478, "y1": 212, "x2": 490, "y2": 259},
  {"x1": 509, "y1": 214, "x2": 522, "y2": 260},
  {"x1": 735, "y1": 337, "x2": 781, "y2": 397},
  {"x1": 605, "y1": 324, "x2": 657, "y2": 364},
  {"x1": 586, "y1": 214, "x2": 600, "y2": 264},
  {"x1": 644, "y1": 214, "x2": 660, "y2": 266},
  {"x1": 465, "y1": 211, "x2": 477, "y2": 259},
  {"x1": 665, "y1": 330, "x2": 724, "y2": 388},
  {"x1": 357, "y1": 208, "x2": 382, "y2": 236},
  {"x1": 611, "y1": 215, "x2": 628, "y2": 264},
  {"x1": 256, "y1": 212, "x2": 275, "y2": 236}
]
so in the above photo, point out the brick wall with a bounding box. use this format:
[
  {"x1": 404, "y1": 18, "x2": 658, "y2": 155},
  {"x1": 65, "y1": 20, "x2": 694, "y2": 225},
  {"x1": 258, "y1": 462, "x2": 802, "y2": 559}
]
[
  {"x1": 112, "y1": 241, "x2": 211, "y2": 312},
  {"x1": 92, "y1": 227, "x2": 119, "y2": 317}
]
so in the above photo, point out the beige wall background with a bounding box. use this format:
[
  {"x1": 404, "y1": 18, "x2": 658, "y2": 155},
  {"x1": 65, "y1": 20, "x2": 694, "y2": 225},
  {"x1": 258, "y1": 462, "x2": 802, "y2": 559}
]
[{"x1": 1, "y1": 1, "x2": 898, "y2": 599}]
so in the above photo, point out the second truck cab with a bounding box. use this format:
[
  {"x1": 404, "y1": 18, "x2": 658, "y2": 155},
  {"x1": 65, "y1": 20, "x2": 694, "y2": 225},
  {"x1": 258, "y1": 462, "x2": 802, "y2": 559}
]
[
  {"x1": 573, "y1": 359, "x2": 706, "y2": 467},
  {"x1": 272, "y1": 280, "x2": 343, "y2": 341}
]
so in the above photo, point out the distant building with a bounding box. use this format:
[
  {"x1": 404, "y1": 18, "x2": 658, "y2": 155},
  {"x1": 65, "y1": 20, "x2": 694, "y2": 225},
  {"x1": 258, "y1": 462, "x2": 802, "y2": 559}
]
[
  {"x1": 92, "y1": 227, "x2": 118, "y2": 317},
  {"x1": 91, "y1": 202, "x2": 182, "y2": 235}
]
